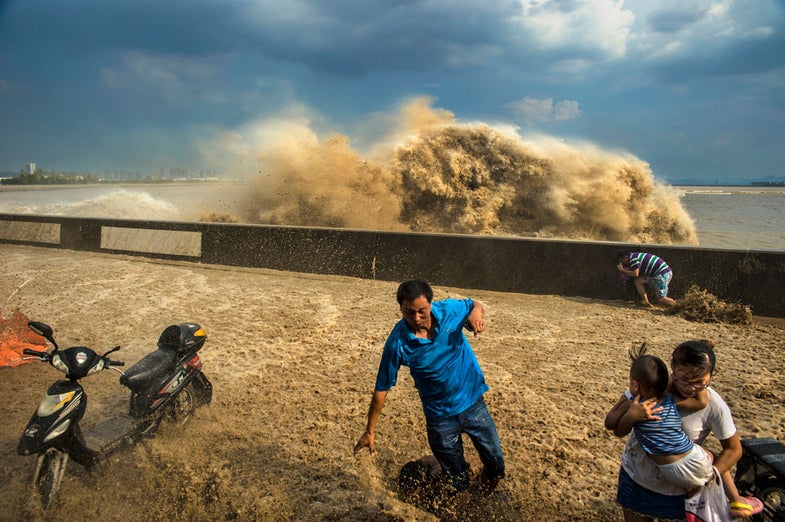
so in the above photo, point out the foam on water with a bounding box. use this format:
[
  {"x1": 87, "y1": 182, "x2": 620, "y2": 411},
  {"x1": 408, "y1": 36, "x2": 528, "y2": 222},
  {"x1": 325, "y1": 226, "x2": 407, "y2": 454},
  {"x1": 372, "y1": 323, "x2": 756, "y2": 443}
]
[{"x1": 0, "y1": 190, "x2": 182, "y2": 221}]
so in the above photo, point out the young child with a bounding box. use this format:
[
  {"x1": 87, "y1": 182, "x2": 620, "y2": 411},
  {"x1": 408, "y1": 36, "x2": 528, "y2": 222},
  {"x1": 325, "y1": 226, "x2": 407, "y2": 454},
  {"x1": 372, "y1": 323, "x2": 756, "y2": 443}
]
[{"x1": 605, "y1": 343, "x2": 714, "y2": 493}]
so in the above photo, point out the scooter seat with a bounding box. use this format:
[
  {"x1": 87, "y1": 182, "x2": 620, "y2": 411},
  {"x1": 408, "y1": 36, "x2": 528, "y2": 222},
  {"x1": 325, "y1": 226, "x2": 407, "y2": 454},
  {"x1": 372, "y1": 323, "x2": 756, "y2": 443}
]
[
  {"x1": 120, "y1": 348, "x2": 177, "y2": 390},
  {"x1": 741, "y1": 438, "x2": 785, "y2": 479}
]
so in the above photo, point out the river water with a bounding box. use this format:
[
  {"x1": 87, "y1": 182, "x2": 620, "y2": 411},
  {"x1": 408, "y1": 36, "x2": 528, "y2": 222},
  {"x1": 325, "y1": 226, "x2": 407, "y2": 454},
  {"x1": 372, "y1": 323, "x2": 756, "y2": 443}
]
[{"x1": 0, "y1": 182, "x2": 783, "y2": 251}]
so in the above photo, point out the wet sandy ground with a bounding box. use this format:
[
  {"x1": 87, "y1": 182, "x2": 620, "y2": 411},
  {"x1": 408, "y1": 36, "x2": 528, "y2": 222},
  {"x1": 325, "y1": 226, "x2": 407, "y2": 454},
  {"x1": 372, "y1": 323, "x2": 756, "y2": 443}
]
[{"x1": 0, "y1": 244, "x2": 783, "y2": 521}]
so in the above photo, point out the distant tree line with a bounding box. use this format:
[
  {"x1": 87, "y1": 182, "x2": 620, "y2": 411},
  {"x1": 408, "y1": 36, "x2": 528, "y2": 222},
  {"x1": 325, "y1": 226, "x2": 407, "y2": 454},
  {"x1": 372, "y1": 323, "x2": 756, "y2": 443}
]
[{"x1": 1, "y1": 169, "x2": 100, "y2": 185}]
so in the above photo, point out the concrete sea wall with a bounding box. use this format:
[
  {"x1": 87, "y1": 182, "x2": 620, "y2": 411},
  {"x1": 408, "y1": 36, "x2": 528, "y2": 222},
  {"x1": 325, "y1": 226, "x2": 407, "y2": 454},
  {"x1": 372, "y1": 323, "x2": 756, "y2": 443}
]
[{"x1": 2, "y1": 213, "x2": 784, "y2": 318}]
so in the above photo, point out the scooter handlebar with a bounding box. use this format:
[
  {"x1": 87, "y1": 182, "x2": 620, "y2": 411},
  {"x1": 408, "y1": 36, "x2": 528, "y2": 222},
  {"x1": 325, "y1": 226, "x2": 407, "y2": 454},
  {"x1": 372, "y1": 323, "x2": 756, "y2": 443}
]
[
  {"x1": 102, "y1": 346, "x2": 124, "y2": 366},
  {"x1": 22, "y1": 348, "x2": 48, "y2": 358}
]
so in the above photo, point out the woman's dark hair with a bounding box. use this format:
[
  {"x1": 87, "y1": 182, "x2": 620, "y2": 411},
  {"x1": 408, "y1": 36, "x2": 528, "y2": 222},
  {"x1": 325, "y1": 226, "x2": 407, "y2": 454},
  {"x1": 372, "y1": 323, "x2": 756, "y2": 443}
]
[
  {"x1": 397, "y1": 280, "x2": 433, "y2": 305},
  {"x1": 671, "y1": 340, "x2": 717, "y2": 376},
  {"x1": 629, "y1": 342, "x2": 669, "y2": 397}
]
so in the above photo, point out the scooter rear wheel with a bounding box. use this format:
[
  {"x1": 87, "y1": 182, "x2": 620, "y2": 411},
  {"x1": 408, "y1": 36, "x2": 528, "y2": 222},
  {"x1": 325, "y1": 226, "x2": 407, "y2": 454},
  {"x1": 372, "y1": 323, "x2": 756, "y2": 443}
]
[
  {"x1": 168, "y1": 382, "x2": 196, "y2": 427},
  {"x1": 35, "y1": 449, "x2": 69, "y2": 509}
]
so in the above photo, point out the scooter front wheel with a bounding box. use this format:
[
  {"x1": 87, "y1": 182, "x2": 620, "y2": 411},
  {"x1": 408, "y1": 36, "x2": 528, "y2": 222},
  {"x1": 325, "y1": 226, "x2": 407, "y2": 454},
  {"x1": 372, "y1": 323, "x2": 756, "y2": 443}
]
[
  {"x1": 34, "y1": 449, "x2": 69, "y2": 509},
  {"x1": 758, "y1": 480, "x2": 785, "y2": 521}
]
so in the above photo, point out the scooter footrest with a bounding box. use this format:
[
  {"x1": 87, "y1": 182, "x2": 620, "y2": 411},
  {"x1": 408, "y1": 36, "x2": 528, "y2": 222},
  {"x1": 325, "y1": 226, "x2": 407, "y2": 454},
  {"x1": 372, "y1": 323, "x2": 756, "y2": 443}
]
[{"x1": 83, "y1": 415, "x2": 138, "y2": 454}]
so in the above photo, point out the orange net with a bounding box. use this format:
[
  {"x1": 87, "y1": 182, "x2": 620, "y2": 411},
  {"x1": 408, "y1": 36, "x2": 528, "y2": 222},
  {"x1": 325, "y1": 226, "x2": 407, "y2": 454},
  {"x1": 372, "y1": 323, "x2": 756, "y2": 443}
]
[{"x1": 0, "y1": 309, "x2": 48, "y2": 367}]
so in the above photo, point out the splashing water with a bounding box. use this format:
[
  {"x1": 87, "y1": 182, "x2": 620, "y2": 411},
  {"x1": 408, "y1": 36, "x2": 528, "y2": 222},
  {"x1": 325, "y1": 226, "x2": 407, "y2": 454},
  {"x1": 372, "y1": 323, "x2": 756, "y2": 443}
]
[
  {"x1": 248, "y1": 132, "x2": 404, "y2": 231},
  {"x1": 0, "y1": 99, "x2": 697, "y2": 245},
  {"x1": 246, "y1": 98, "x2": 697, "y2": 245},
  {"x1": 1, "y1": 190, "x2": 183, "y2": 221}
]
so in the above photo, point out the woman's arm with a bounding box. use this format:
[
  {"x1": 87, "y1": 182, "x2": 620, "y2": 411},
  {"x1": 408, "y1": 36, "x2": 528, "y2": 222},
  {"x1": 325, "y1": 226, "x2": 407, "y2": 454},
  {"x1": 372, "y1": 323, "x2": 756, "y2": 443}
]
[
  {"x1": 714, "y1": 433, "x2": 743, "y2": 475},
  {"x1": 675, "y1": 389, "x2": 709, "y2": 413}
]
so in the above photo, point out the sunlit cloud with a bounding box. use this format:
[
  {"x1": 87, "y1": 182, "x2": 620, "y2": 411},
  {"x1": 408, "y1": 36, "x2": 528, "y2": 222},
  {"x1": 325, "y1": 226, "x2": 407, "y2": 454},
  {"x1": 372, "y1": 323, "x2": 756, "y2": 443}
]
[{"x1": 513, "y1": 0, "x2": 634, "y2": 61}]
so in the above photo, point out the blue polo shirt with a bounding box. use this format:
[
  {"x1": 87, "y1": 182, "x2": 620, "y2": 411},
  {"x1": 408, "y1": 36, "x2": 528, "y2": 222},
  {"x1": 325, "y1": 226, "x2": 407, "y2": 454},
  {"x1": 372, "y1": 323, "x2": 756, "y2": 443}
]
[{"x1": 374, "y1": 298, "x2": 489, "y2": 420}]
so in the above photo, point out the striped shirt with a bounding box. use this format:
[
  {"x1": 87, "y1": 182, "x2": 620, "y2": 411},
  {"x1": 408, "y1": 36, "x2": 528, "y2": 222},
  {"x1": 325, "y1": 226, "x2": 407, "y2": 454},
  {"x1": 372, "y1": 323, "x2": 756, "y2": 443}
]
[
  {"x1": 633, "y1": 394, "x2": 693, "y2": 456},
  {"x1": 628, "y1": 252, "x2": 671, "y2": 277}
]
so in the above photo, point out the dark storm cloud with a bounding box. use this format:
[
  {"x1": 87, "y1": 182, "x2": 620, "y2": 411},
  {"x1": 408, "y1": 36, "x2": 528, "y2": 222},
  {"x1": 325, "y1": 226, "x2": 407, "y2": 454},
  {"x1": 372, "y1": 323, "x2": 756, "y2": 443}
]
[
  {"x1": 228, "y1": 0, "x2": 518, "y2": 76},
  {"x1": 646, "y1": 7, "x2": 705, "y2": 33},
  {"x1": 0, "y1": 0, "x2": 782, "y2": 182},
  {"x1": 2, "y1": 0, "x2": 239, "y2": 56}
]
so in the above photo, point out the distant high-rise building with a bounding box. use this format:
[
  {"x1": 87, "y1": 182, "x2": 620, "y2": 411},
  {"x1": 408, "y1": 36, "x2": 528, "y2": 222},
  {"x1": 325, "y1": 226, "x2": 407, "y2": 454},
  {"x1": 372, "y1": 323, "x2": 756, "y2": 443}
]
[{"x1": 26, "y1": 162, "x2": 36, "y2": 174}]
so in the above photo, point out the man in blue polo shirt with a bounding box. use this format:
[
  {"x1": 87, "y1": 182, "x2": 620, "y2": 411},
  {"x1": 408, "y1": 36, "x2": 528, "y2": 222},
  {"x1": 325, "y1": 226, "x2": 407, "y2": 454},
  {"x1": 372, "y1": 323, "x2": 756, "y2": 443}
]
[
  {"x1": 617, "y1": 251, "x2": 677, "y2": 307},
  {"x1": 353, "y1": 280, "x2": 505, "y2": 494}
]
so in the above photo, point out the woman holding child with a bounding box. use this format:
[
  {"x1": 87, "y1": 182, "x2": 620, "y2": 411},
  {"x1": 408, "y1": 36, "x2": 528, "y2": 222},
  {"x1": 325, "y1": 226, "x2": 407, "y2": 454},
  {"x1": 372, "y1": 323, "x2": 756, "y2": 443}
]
[{"x1": 606, "y1": 340, "x2": 763, "y2": 521}]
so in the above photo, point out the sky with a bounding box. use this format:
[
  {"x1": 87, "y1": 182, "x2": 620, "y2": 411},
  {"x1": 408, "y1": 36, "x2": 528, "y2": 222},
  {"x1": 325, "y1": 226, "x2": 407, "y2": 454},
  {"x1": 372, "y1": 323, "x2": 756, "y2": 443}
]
[{"x1": 0, "y1": 0, "x2": 783, "y2": 183}]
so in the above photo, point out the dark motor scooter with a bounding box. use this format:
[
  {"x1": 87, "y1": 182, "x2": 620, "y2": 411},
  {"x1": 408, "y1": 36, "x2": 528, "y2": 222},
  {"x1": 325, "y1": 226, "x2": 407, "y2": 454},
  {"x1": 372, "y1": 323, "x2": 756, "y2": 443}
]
[
  {"x1": 735, "y1": 437, "x2": 785, "y2": 521},
  {"x1": 18, "y1": 321, "x2": 212, "y2": 508}
]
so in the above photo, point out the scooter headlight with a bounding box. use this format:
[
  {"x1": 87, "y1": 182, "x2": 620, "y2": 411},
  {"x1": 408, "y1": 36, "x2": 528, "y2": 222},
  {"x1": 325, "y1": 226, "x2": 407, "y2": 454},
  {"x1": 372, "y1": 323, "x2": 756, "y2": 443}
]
[
  {"x1": 51, "y1": 353, "x2": 68, "y2": 374},
  {"x1": 85, "y1": 359, "x2": 105, "y2": 376},
  {"x1": 43, "y1": 419, "x2": 71, "y2": 443}
]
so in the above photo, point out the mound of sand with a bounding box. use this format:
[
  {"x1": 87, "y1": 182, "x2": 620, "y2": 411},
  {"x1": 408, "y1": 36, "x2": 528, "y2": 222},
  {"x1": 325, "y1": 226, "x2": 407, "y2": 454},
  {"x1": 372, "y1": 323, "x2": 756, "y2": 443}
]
[
  {"x1": 0, "y1": 244, "x2": 782, "y2": 521},
  {"x1": 667, "y1": 285, "x2": 753, "y2": 325}
]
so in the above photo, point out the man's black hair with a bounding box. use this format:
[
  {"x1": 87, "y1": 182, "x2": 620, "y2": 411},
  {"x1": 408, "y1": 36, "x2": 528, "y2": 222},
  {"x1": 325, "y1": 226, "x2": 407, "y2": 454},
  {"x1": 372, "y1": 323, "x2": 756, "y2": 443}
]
[{"x1": 397, "y1": 280, "x2": 433, "y2": 305}]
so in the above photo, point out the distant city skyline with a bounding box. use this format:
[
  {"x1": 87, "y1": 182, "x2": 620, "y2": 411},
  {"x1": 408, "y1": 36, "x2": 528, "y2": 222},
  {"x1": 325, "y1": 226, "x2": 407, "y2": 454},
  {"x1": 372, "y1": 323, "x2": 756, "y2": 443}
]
[
  {"x1": 4, "y1": 164, "x2": 781, "y2": 186},
  {"x1": 1, "y1": 1, "x2": 783, "y2": 184},
  {"x1": 4, "y1": 160, "x2": 781, "y2": 186},
  {"x1": 2, "y1": 164, "x2": 224, "y2": 179}
]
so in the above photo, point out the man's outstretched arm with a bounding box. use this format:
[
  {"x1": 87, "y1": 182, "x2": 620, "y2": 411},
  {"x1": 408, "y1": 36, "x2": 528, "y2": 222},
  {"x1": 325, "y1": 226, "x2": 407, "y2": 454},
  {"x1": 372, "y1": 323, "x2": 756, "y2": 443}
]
[{"x1": 353, "y1": 390, "x2": 388, "y2": 456}]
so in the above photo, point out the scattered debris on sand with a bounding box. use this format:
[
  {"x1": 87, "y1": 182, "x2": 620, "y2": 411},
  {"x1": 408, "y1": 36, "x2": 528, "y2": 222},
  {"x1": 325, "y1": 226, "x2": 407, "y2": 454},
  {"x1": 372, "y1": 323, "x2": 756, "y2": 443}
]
[{"x1": 668, "y1": 285, "x2": 752, "y2": 324}]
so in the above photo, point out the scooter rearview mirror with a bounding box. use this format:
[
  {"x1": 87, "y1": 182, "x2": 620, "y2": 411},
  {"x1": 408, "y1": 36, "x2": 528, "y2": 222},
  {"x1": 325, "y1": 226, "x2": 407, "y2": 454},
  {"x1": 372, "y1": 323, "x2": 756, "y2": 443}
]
[{"x1": 28, "y1": 321, "x2": 56, "y2": 347}]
